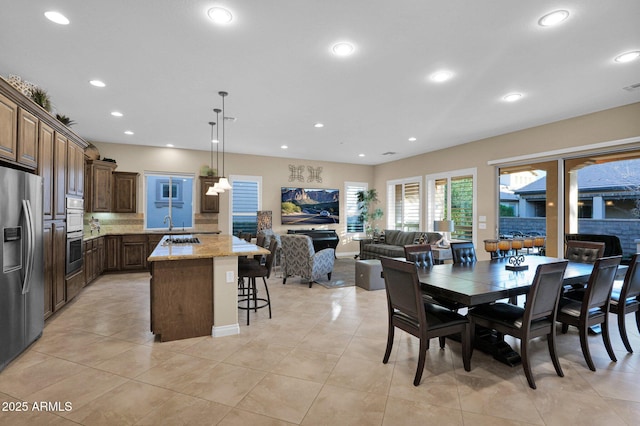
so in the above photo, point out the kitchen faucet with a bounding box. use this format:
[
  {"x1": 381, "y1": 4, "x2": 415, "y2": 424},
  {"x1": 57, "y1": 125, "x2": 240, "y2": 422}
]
[{"x1": 163, "y1": 215, "x2": 174, "y2": 231}]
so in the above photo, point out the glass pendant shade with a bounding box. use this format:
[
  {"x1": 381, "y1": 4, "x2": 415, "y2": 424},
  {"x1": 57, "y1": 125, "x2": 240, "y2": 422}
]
[
  {"x1": 205, "y1": 185, "x2": 219, "y2": 196},
  {"x1": 212, "y1": 182, "x2": 225, "y2": 193},
  {"x1": 217, "y1": 177, "x2": 232, "y2": 190}
]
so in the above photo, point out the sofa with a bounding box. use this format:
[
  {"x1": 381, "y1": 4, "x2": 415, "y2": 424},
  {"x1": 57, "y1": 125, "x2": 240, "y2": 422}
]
[{"x1": 359, "y1": 230, "x2": 442, "y2": 260}]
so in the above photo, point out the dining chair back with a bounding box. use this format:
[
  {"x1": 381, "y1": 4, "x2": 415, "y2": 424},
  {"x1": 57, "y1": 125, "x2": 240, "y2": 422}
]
[
  {"x1": 565, "y1": 240, "x2": 605, "y2": 264},
  {"x1": 450, "y1": 242, "x2": 477, "y2": 264},
  {"x1": 609, "y1": 253, "x2": 640, "y2": 352},
  {"x1": 557, "y1": 255, "x2": 622, "y2": 371},
  {"x1": 403, "y1": 244, "x2": 434, "y2": 268},
  {"x1": 468, "y1": 260, "x2": 569, "y2": 389},
  {"x1": 380, "y1": 256, "x2": 471, "y2": 386}
]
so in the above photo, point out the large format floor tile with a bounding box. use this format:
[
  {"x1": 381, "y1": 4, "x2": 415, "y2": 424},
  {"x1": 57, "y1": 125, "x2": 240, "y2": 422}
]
[{"x1": 1, "y1": 258, "x2": 639, "y2": 425}]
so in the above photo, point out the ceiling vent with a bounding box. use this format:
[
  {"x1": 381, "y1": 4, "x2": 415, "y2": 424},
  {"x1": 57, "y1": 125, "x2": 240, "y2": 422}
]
[
  {"x1": 623, "y1": 83, "x2": 640, "y2": 92},
  {"x1": 381, "y1": 151, "x2": 397, "y2": 156}
]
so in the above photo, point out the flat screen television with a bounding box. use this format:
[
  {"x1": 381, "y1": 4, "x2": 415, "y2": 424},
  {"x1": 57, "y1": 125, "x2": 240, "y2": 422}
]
[{"x1": 281, "y1": 187, "x2": 339, "y2": 225}]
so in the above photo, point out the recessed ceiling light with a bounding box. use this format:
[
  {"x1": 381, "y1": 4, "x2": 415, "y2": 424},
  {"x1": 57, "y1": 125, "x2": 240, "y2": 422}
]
[
  {"x1": 314, "y1": 123, "x2": 324, "y2": 128},
  {"x1": 614, "y1": 51, "x2": 640, "y2": 63},
  {"x1": 166, "y1": 144, "x2": 174, "y2": 148},
  {"x1": 408, "y1": 137, "x2": 417, "y2": 142},
  {"x1": 430, "y1": 71, "x2": 453, "y2": 83},
  {"x1": 44, "y1": 11, "x2": 69, "y2": 25},
  {"x1": 358, "y1": 153, "x2": 365, "y2": 157},
  {"x1": 332, "y1": 42, "x2": 355, "y2": 57},
  {"x1": 124, "y1": 130, "x2": 134, "y2": 135},
  {"x1": 538, "y1": 10, "x2": 569, "y2": 27},
  {"x1": 281, "y1": 145, "x2": 288, "y2": 149},
  {"x1": 111, "y1": 111, "x2": 123, "y2": 117},
  {"x1": 207, "y1": 7, "x2": 233, "y2": 24},
  {"x1": 503, "y1": 93, "x2": 523, "y2": 102},
  {"x1": 89, "y1": 80, "x2": 106, "y2": 88}
]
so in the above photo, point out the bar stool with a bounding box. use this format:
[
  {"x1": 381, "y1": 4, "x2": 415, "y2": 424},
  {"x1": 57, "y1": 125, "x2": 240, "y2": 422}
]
[{"x1": 238, "y1": 239, "x2": 277, "y2": 325}]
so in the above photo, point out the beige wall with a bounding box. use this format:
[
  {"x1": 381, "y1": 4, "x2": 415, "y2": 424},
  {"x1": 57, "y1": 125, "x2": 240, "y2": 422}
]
[
  {"x1": 372, "y1": 102, "x2": 640, "y2": 258},
  {"x1": 92, "y1": 142, "x2": 374, "y2": 255},
  {"x1": 94, "y1": 102, "x2": 640, "y2": 258}
]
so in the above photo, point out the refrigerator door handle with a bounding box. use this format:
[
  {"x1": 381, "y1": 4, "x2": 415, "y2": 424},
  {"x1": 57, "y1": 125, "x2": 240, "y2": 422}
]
[{"x1": 21, "y1": 199, "x2": 35, "y2": 294}]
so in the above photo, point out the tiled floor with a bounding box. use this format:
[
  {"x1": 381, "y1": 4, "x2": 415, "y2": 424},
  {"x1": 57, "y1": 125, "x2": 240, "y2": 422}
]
[{"x1": 2, "y1": 259, "x2": 640, "y2": 425}]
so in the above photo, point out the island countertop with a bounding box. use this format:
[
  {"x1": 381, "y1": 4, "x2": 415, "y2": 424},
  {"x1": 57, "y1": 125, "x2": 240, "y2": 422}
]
[{"x1": 148, "y1": 234, "x2": 269, "y2": 262}]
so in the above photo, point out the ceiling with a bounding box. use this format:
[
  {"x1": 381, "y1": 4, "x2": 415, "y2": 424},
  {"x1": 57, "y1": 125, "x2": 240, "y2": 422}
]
[{"x1": 1, "y1": 1, "x2": 639, "y2": 165}]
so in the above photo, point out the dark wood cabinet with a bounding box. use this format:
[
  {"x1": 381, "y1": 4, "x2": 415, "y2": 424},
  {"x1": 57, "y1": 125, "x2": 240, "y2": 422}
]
[
  {"x1": 0, "y1": 92, "x2": 18, "y2": 163},
  {"x1": 17, "y1": 108, "x2": 38, "y2": 168},
  {"x1": 39, "y1": 122, "x2": 54, "y2": 220},
  {"x1": 53, "y1": 133, "x2": 67, "y2": 219},
  {"x1": 112, "y1": 171, "x2": 138, "y2": 213},
  {"x1": 200, "y1": 176, "x2": 220, "y2": 213},
  {"x1": 43, "y1": 222, "x2": 53, "y2": 319},
  {"x1": 84, "y1": 236, "x2": 106, "y2": 286},
  {"x1": 96, "y1": 236, "x2": 105, "y2": 276},
  {"x1": 85, "y1": 159, "x2": 117, "y2": 212},
  {"x1": 65, "y1": 269, "x2": 85, "y2": 302},
  {"x1": 148, "y1": 235, "x2": 163, "y2": 258},
  {"x1": 122, "y1": 234, "x2": 148, "y2": 270},
  {"x1": 52, "y1": 221, "x2": 66, "y2": 311},
  {"x1": 105, "y1": 235, "x2": 122, "y2": 271},
  {"x1": 67, "y1": 140, "x2": 84, "y2": 197}
]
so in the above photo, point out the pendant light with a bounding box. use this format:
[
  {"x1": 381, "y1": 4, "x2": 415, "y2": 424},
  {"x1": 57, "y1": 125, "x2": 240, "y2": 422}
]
[
  {"x1": 205, "y1": 120, "x2": 219, "y2": 196},
  {"x1": 215, "y1": 91, "x2": 233, "y2": 190}
]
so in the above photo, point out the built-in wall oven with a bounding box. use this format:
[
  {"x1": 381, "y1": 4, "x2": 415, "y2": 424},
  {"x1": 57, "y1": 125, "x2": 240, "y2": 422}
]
[{"x1": 66, "y1": 198, "x2": 84, "y2": 275}]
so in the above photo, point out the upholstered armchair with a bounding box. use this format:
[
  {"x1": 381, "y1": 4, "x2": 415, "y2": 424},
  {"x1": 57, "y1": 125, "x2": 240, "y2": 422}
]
[{"x1": 280, "y1": 234, "x2": 334, "y2": 288}]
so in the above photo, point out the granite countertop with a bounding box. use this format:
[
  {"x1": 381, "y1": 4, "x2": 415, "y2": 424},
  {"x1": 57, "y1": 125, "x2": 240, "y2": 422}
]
[
  {"x1": 147, "y1": 234, "x2": 269, "y2": 262},
  {"x1": 83, "y1": 230, "x2": 221, "y2": 241}
]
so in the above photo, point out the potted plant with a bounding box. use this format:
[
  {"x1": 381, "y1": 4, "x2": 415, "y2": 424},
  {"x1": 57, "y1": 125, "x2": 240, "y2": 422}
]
[
  {"x1": 30, "y1": 87, "x2": 52, "y2": 112},
  {"x1": 357, "y1": 189, "x2": 384, "y2": 238}
]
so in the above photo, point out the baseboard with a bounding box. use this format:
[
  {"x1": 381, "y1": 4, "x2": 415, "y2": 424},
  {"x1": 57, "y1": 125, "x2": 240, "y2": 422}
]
[
  {"x1": 337, "y1": 251, "x2": 358, "y2": 259},
  {"x1": 212, "y1": 324, "x2": 240, "y2": 337}
]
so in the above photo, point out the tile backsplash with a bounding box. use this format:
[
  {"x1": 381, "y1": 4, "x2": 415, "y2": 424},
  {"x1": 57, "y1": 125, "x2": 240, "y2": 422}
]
[{"x1": 84, "y1": 213, "x2": 218, "y2": 235}]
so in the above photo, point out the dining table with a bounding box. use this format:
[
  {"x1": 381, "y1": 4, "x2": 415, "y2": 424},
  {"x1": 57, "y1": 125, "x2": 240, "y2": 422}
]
[{"x1": 416, "y1": 255, "x2": 626, "y2": 366}]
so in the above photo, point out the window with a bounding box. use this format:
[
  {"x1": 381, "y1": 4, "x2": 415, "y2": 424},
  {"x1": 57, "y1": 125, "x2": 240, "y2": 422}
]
[
  {"x1": 145, "y1": 173, "x2": 194, "y2": 230},
  {"x1": 230, "y1": 175, "x2": 261, "y2": 236},
  {"x1": 426, "y1": 168, "x2": 476, "y2": 242},
  {"x1": 387, "y1": 177, "x2": 421, "y2": 231},
  {"x1": 345, "y1": 182, "x2": 367, "y2": 234}
]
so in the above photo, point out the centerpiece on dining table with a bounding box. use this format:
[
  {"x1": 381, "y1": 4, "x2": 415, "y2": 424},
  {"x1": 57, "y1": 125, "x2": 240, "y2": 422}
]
[{"x1": 506, "y1": 254, "x2": 528, "y2": 271}]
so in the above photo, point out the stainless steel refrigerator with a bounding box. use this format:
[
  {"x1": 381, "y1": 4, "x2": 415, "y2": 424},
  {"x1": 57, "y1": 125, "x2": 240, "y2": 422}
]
[{"x1": 0, "y1": 166, "x2": 44, "y2": 372}]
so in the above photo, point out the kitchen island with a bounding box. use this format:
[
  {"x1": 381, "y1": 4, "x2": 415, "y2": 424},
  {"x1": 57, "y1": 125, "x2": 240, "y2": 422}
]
[{"x1": 147, "y1": 234, "x2": 269, "y2": 342}]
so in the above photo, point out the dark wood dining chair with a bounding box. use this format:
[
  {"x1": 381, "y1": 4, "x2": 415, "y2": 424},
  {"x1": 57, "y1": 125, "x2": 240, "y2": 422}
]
[
  {"x1": 404, "y1": 244, "x2": 462, "y2": 311},
  {"x1": 557, "y1": 256, "x2": 622, "y2": 371},
  {"x1": 403, "y1": 244, "x2": 434, "y2": 268},
  {"x1": 380, "y1": 256, "x2": 471, "y2": 386},
  {"x1": 609, "y1": 253, "x2": 640, "y2": 352},
  {"x1": 237, "y1": 239, "x2": 277, "y2": 325},
  {"x1": 468, "y1": 261, "x2": 569, "y2": 389},
  {"x1": 565, "y1": 240, "x2": 605, "y2": 264},
  {"x1": 450, "y1": 242, "x2": 477, "y2": 264}
]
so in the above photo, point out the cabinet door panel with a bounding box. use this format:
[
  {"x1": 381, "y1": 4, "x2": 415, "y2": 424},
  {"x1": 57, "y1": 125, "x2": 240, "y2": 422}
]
[
  {"x1": 17, "y1": 108, "x2": 38, "y2": 168},
  {"x1": 0, "y1": 92, "x2": 17, "y2": 162},
  {"x1": 43, "y1": 222, "x2": 53, "y2": 319},
  {"x1": 53, "y1": 222, "x2": 66, "y2": 310},
  {"x1": 112, "y1": 172, "x2": 138, "y2": 213},
  {"x1": 53, "y1": 134, "x2": 67, "y2": 219},
  {"x1": 200, "y1": 176, "x2": 220, "y2": 213},
  {"x1": 39, "y1": 123, "x2": 55, "y2": 220}
]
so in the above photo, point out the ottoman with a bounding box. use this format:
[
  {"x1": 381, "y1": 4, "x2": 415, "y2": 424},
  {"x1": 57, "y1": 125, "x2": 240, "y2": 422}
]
[{"x1": 355, "y1": 259, "x2": 385, "y2": 291}]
